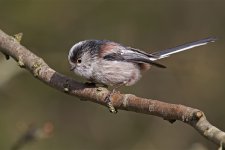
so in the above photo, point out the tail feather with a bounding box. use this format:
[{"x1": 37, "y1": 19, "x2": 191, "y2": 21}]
[{"x1": 150, "y1": 37, "x2": 217, "y2": 61}]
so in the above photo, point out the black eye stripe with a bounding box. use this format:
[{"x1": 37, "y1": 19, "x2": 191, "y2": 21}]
[
  {"x1": 70, "y1": 40, "x2": 109, "y2": 63},
  {"x1": 70, "y1": 55, "x2": 77, "y2": 63},
  {"x1": 70, "y1": 44, "x2": 83, "y2": 63}
]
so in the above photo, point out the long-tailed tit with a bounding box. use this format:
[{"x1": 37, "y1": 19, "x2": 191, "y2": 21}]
[{"x1": 68, "y1": 37, "x2": 216, "y2": 113}]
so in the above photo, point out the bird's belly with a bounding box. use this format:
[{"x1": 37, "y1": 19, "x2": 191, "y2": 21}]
[{"x1": 92, "y1": 61, "x2": 141, "y2": 86}]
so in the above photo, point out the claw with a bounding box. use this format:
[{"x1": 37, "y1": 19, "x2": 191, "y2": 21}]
[{"x1": 104, "y1": 89, "x2": 117, "y2": 114}]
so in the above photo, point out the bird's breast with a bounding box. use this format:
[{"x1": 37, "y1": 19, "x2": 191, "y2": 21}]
[{"x1": 92, "y1": 60, "x2": 141, "y2": 86}]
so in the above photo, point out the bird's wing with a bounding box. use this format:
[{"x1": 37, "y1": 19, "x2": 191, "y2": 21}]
[
  {"x1": 102, "y1": 47, "x2": 166, "y2": 68},
  {"x1": 126, "y1": 47, "x2": 157, "y2": 58}
]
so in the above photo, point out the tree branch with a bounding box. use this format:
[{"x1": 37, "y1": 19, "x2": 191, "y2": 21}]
[{"x1": 0, "y1": 29, "x2": 224, "y2": 149}]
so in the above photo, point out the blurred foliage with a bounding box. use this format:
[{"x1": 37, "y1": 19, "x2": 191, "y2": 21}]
[{"x1": 0, "y1": 0, "x2": 225, "y2": 150}]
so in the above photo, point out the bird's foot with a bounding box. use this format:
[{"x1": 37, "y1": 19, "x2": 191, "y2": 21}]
[{"x1": 104, "y1": 90, "x2": 117, "y2": 114}]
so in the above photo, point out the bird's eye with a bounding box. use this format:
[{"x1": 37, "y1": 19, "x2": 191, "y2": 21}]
[{"x1": 77, "y1": 58, "x2": 82, "y2": 63}]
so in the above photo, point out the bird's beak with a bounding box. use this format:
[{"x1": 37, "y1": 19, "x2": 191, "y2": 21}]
[{"x1": 70, "y1": 65, "x2": 76, "y2": 71}]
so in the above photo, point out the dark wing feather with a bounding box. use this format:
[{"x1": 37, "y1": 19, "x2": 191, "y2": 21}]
[
  {"x1": 127, "y1": 47, "x2": 158, "y2": 58},
  {"x1": 121, "y1": 52, "x2": 166, "y2": 68},
  {"x1": 103, "y1": 50, "x2": 166, "y2": 68}
]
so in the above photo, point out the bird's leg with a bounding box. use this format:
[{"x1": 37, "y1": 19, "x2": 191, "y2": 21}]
[
  {"x1": 104, "y1": 82, "x2": 126, "y2": 114},
  {"x1": 105, "y1": 88, "x2": 117, "y2": 113}
]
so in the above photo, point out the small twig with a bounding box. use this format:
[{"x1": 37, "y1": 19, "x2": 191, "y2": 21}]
[
  {"x1": 14, "y1": 33, "x2": 23, "y2": 43},
  {"x1": 11, "y1": 122, "x2": 53, "y2": 150},
  {"x1": 0, "y1": 29, "x2": 224, "y2": 148}
]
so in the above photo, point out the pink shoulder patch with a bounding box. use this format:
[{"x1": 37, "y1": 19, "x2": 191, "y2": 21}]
[{"x1": 99, "y1": 42, "x2": 120, "y2": 57}]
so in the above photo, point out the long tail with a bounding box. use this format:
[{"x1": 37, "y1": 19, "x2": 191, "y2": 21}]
[{"x1": 150, "y1": 37, "x2": 217, "y2": 61}]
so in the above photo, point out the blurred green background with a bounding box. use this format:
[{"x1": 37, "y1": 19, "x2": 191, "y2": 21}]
[{"x1": 0, "y1": 0, "x2": 225, "y2": 150}]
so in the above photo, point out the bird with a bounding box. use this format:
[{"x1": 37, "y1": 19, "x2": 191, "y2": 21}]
[{"x1": 68, "y1": 37, "x2": 216, "y2": 113}]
